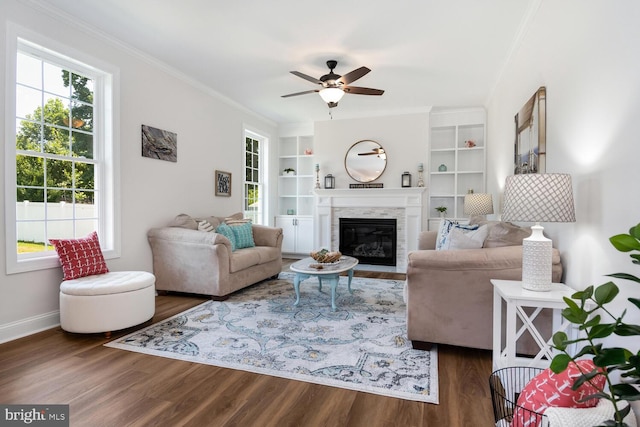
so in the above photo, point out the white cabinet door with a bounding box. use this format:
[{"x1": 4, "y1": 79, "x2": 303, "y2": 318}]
[
  {"x1": 294, "y1": 217, "x2": 314, "y2": 254},
  {"x1": 275, "y1": 216, "x2": 314, "y2": 254}
]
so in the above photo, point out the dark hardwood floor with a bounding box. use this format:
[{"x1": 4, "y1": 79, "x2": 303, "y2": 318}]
[{"x1": 0, "y1": 260, "x2": 495, "y2": 426}]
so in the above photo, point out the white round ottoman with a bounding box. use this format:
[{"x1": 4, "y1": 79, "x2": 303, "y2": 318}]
[{"x1": 59, "y1": 271, "x2": 156, "y2": 337}]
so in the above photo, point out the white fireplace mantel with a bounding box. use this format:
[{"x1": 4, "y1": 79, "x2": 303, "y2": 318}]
[{"x1": 314, "y1": 187, "x2": 427, "y2": 270}]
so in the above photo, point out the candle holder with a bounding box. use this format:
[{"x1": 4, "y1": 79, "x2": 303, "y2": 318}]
[{"x1": 417, "y1": 163, "x2": 424, "y2": 187}]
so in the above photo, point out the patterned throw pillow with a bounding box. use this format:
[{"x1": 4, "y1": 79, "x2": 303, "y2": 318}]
[
  {"x1": 49, "y1": 231, "x2": 109, "y2": 281},
  {"x1": 511, "y1": 359, "x2": 605, "y2": 427},
  {"x1": 435, "y1": 219, "x2": 480, "y2": 250},
  {"x1": 215, "y1": 223, "x2": 237, "y2": 251},
  {"x1": 197, "y1": 220, "x2": 214, "y2": 232},
  {"x1": 228, "y1": 221, "x2": 255, "y2": 249}
]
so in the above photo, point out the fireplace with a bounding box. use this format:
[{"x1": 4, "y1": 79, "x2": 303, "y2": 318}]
[{"x1": 339, "y1": 218, "x2": 397, "y2": 266}]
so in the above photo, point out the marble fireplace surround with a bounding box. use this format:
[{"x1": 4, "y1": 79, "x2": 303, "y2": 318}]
[{"x1": 314, "y1": 188, "x2": 426, "y2": 271}]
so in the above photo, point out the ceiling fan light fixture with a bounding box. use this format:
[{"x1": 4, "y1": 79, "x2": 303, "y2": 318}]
[{"x1": 319, "y1": 87, "x2": 345, "y2": 104}]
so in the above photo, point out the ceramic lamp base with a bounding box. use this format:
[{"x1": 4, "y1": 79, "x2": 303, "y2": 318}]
[{"x1": 522, "y1": 224, "x2": 553, "y2": 291}]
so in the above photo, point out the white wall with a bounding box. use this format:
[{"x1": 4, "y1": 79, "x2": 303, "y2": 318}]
[
  {"x1": 487, "y1": 0, "x2": 640, "y2": 348},
  {"x1": 314, "y1": 113, "x2": 430, "y2": 228},
  {"x1": 314, "y1": 114, "x2": 430, "y2": 188},
  {"x1": 0, "y1": 0, "x2": 276, "y2": 342}
]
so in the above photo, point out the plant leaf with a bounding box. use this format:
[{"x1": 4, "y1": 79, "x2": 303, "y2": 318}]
[
  {"x1": 594, "y1": 347, "x2": 630, "y2": 367},
  {"x1": 589, "y1": 323, "x2": 616, "y2": 339},
  {"x1": 629, "y1": 298, "x2": 640, "y2": 310},
  {"x1": 552, "y1": 332, "x2": 568, "y2": 350},
  {"x1": 610, "y1": 383, "x2": 640, "y2": 400},
  {"x1": 550, "y1": 354, "x2": 571, "y2": 373},
  {"x1": 594, "y1": 282, "x2": 619, "y2": 305},
  {"x1": 615, "y1": 324, "x2": 640, "y2": 336},
  {"x1": 608, "y1": 272, "x2": 640, "y2": 284},
  {"x1": 610, "y1": 233, "x2": 640, "y2": 252}
]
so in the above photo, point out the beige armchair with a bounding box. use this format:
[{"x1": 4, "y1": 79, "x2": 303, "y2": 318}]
[{"x1": 405, "y1": 221, "x2": 563, "y2": 353}]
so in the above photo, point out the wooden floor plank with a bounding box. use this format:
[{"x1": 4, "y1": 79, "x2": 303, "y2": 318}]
[{"x1": 0, "y1": 263, "x2": 494, "y2": 426}]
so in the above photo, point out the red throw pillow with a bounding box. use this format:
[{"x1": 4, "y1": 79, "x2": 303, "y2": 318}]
[
  {"x1": 49, "y1": 231, "x2": 109, "y2": 280},
  {"x1": 510, "y1": 359, "x2": 605, "y2": 427}
]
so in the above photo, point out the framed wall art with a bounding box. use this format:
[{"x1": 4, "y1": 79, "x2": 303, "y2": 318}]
[
  {"x1": 215, "y1": 170, "x2": 232, "y2": 197},
  {"x1": 514, "y1": 87, "x2": 546, "y2": 174},
  {"x1": 141, "y1": 124, "x2": 177, "y2": 162}
]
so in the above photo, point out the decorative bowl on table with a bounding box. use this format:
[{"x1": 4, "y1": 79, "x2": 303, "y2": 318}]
[{"x1": 310, "y1": 249, "x2": 342, "y2": 264}]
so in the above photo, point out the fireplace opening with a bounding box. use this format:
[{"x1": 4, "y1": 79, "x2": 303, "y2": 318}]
[{"x1": 339, "y1": 218, "x2": 397, "y2": 266}]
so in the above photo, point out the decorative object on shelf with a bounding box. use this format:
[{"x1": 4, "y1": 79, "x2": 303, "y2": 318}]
[
  {"x1": 304, "y1": 148, "x2": 313, "y2": 155},
  {"x1": 550, "y1": 221, "x2": 640, "y2": 426},
  {"x1": 435, "y1": 206, "x2": 447, "y2": 218},
  {"x1": 214, "y1": 170, "x2": 232, "y2": 197},
  {"x1": 401, "y1": 171, "x2": 412, "y2": 187},
  {"x1": 349, "y1": 183, "x2": 383, "y2": 189},
  {"x1": 344, "y1": 140, "x2": 387, "y2": 183},
  {"x1": 438, "y1": 164, "x2": 447, "y2": 172},
  {"x1": 287, "y1": 209, "x2": 295, "y2": 215},
  {"x1": 515, "y1": 86, "x2": 546, "y2": 174},
  {"x1": 324, "y1": 174, "x2": 335, "y2": 189},
  {"x1": 314, "y1": 164, "x2": 321, "y2": 189},
  {"x1": 283, "y1": 168, "x2": 295, "y2": 175},
  {"x1": 141, "y1": 124, "x2": 177, "y2": 162},
  {"x1": 464, "y1": 193, "x2": 494, "y2": 218},
  {"x1": 417, "y1": 163, "x2": 425, "y2": 187},
  {"x1": 464, "y1": 140, "x2": 476, "y2": 148},
  {"x1": 501, "y1": 173, "x2": 575, "y2": 291}
]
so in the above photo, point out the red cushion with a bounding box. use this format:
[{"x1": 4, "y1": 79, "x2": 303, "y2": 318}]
[
  {"x1": 49, "y1": 231, "x2": 109, "y2": 280},
  {"x1": 511, "y1": 359, "x2": 605, "y2": 427}
]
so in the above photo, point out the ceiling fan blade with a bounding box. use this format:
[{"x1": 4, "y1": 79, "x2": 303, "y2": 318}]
[
  {"x1": 281, "y1": 89, "x2": 319, "y2": 98},
  {"x1": 337, "y1": 66, "x2": 370, "y2": 85},
  {"x1": 343, "y1": 86, "x2": 385, "y2": 96},
  {"x1": 290, "y1": 71, "x2": 323, "y2": 85}
]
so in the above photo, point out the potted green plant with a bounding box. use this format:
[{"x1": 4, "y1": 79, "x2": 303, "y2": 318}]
[
  {"x1": 551, "y1": 223, "x2": 640, "y2": 426},
  {"x1": 283, "y1": 168, "x2": 295, "y2": 176},
  {"x1": 435, "y1": 206, "x2": 447, "y2": 217}
]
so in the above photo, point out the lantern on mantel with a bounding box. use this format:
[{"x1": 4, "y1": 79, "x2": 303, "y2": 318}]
[
  {"x1": 401, "y1": 171, "x2": 412, "y2": 188},
  {"x1": 324, "y1": 174, "x2": 335, "y2": 189}
]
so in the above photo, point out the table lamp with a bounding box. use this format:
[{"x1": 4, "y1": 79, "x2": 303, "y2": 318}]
[
  {"x1": 464, "y1": 193, "x2": 494, "y2": 218},
  {"x1": 501, "y1": 173, "x2": 575, "y2": 291}
]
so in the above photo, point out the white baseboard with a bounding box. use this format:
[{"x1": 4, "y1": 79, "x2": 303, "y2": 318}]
[{"x1": 0, "y1": 311, "x2": 60, "y2": 344}]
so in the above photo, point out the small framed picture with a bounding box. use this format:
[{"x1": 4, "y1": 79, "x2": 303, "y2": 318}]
[{"x1": 215, "y1": 170, "x2": 232, "y2": 197}]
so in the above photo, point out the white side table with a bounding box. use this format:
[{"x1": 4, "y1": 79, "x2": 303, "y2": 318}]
[{"x1": 491, "y1": 279, "x2": 591, "y2": 370}]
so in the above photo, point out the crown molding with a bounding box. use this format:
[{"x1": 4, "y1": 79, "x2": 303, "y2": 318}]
[
  {"x1": 484, "y1": 0, "x2": 544, "y2": 107},
  {"x1": 18, "y1": 0, "x2": 276, "y2": 127}
]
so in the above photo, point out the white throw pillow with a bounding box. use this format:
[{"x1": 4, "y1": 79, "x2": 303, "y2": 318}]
[{"x1": 441, "y1": 224, "x2": 488, "y2": 250}]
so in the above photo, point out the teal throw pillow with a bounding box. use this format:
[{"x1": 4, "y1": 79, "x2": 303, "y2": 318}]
[
  {"x1": 229, "y1": 221, "x2": 255, "y2": 249},
  {"x1": 215, "y1": 223, "x2": 237, "y2": 251}
]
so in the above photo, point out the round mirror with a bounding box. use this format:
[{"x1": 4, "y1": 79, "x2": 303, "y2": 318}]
[{"x1": 344, "y1": 140, "x2": 387, "y2": 183}]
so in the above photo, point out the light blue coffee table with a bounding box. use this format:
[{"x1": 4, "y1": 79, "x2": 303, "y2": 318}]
[{"x1": 290, "y1": 256, "x2": 359, "y2": 311}]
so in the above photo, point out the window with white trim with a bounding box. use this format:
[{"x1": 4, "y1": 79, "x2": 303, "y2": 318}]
[
  {"x1": 5, "y1": 26, "x2": 118, "y2": 274},
  {"x1": 243, "y1": 131, "x2": 267, "y2": 225}
]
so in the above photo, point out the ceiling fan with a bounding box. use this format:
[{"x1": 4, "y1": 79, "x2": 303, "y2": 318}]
[
  {"x1": 358, "y1": 147, "x2": 385, "y2": 156},
  {"x1": 282, "y1": 60, "x2": 384, "y2": 108}
]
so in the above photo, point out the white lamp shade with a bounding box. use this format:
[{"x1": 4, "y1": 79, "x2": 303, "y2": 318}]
[
  {"x1": 319, "y1": 87, "x2": 345, "y2": 104},
  {"x1": 502, "y1": 173, "x2": 575, "y2": 223},
  {"x1": 464, "y1": 193, "x2": 494, "y2": 216}
]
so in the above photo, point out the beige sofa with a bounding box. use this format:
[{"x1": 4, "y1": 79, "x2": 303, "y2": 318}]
[
  {"x1": 406, "y1": 220, "x2": 563, "y2": 352},
  {"x1": 147, "y1": 214, "x2": 283, "y2": 299}
]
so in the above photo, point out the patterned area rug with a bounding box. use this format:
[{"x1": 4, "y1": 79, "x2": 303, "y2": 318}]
[{"x1": 105, "y1": 272, "x2": 438, "y2": 403}]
